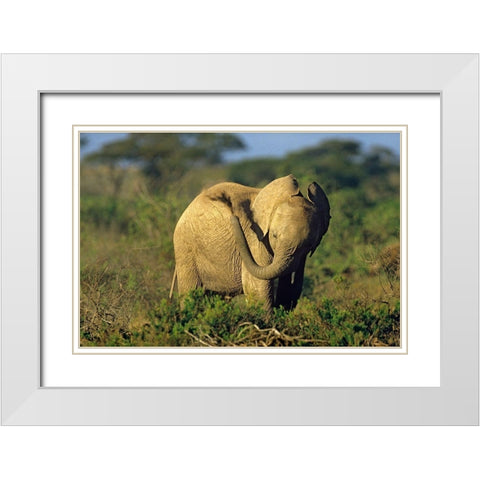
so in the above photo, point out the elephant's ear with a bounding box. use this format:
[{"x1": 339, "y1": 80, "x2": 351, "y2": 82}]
[
  {"x1": 307, "y1": 182, "x2": 331, "y2": 256},
  {"x1": 252, "y1": 174, "x2": 300, "y2": 239}
]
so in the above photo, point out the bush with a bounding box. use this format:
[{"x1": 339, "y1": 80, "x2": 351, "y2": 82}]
[{"x1": 80, "y1": 289, "x2": 400, "y2": 348}]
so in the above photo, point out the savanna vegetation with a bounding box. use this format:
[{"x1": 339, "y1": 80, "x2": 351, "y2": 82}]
[{"x1": 80, "y1": 133, "x2": 400, "y2": 348}]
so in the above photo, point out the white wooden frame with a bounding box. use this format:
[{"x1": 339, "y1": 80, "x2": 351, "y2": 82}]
[{"x1": 1, "y1": 54, "x2": 478, "y2": 424}]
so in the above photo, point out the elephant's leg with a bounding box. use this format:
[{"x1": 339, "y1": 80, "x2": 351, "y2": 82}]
[
  {"x1": 242, "y1": 271, "x2": 274, "y2": 314},
  {"x1": 175, "y1": 259, "x2": 201, "y2": 297},
  {"x1": 275, "y1": 255, "x2": 306, "y2": 310}
]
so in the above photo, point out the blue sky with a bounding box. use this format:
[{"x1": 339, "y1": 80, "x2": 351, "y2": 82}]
[{"x1": 81, "y1": 132, "x2": 400, "y2": 162}]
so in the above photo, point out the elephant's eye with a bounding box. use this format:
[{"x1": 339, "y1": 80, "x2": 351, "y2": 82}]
[{"x1": 271, "y1": 232, "x2": 278, "y2": 239}]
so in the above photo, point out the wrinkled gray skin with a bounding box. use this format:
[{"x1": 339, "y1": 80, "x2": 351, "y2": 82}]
[{"x1": 171, "y1": 174, "x2": 330, "y2": 312}]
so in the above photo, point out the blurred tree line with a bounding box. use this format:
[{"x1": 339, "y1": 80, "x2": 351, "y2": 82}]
[
  {"x1": 82, "y1": 132, "x2": 399, "y2": 199},
  {"x1": 83, "y1": 133, "x2": 245, "y2": 194}
]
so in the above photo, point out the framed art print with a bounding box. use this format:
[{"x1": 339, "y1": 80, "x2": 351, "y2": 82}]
[{"x1": 1, "y1": 54, "x2": 478, "y2": 424}]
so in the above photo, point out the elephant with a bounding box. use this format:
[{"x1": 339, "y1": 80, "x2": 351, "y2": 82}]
[{"x1": 170, "y1": 174, "x2": 330, "y2": 312}]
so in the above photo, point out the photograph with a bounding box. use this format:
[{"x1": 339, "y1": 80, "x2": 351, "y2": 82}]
[{"x1": 79, "y1": 130, "x2": 402, "y2": 348}]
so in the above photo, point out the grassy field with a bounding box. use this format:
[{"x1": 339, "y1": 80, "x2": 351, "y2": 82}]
[{"x1": 80, "y1": 138, "x2": 401, "y2": 348}]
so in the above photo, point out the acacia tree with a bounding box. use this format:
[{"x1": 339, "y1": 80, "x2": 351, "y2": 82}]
[{"x1": 83, "y1": 132, "x2": 245, "y2": 193}]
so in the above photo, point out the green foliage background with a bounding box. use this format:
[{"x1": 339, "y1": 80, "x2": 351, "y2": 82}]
[{"x1": 80, "y1": 134, "x2": 401, "y2": 347}]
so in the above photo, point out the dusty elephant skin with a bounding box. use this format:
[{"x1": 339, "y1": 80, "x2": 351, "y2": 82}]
[{"x1": 170, "y1": 174, "x2": 330, "y2": 312}]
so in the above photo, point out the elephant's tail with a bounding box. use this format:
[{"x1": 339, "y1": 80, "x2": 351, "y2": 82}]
[{"x1": 169, "y1": 266, "x2": 177, "y2": 300}]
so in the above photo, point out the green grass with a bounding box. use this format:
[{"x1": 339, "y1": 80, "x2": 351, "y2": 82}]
[{"x1": 81, "y1": 289, "x2": 400, "y2": 348}]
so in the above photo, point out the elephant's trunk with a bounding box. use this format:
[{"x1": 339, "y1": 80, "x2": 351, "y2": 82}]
[{"x1": 230, "y1": 215, "x2": 293, "y2": 280}]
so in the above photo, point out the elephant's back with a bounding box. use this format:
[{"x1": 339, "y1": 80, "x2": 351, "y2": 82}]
[{"x1": 175, "y1": 182, "x2": 259, "y2": 234}]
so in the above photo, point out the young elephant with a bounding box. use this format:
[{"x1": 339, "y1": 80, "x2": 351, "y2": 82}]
[{"x1": 170, "y1": 174, "x2": 330, "y2": 312}]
